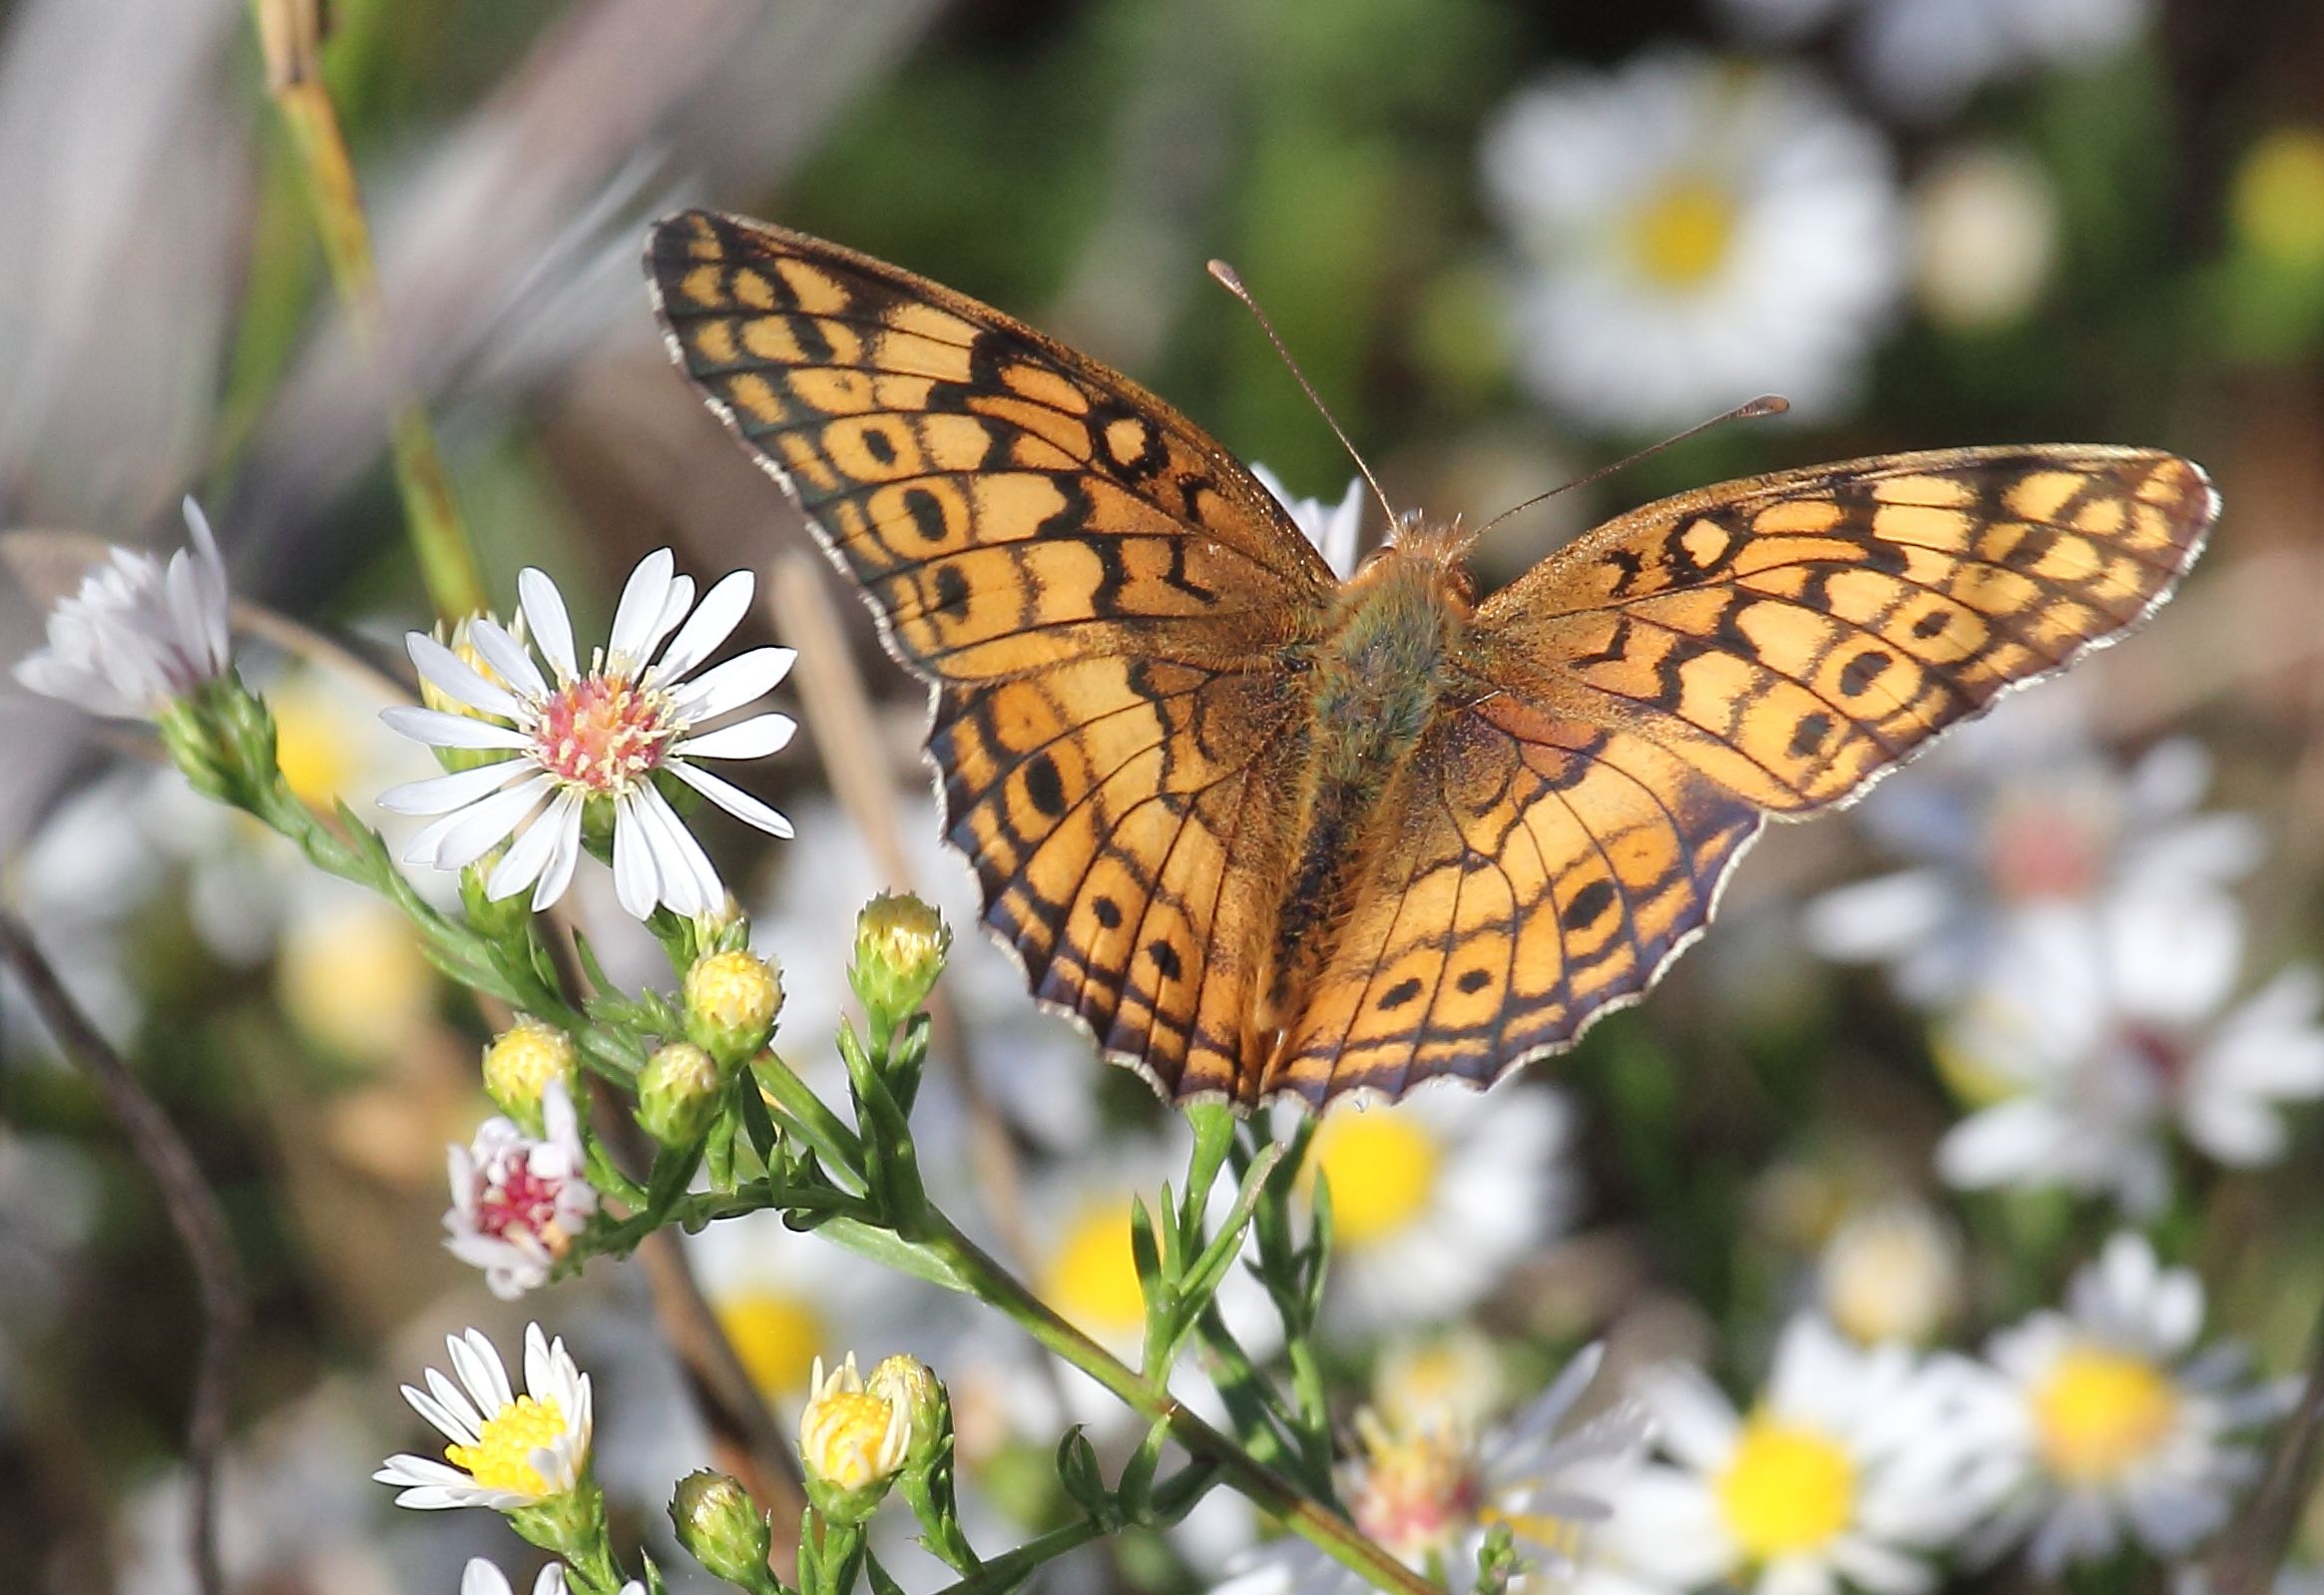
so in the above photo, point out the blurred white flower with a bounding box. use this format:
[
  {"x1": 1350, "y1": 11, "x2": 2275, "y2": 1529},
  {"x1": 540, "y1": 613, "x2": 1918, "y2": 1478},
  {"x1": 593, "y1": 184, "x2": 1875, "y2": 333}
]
[
  {"x1": 1212, "y1": 1344, "x2": 1649, "y2": 1595},
  {"x1": 14, "y1": 496, "x2": 230, "y2": 719},
  {"x1": 1818, "y1": 1201, "x2": 1965, "y2": 1347},
  {"x1": 1373, "y1": 1326, "x2": 1512, "y2": 1438},
  {"x1": 1715, "y1": 0, "x2": 2152, "y2": 119},
  {"x1": 1935, "y1": 891, "x2": 2324, "y2": 1214},
  {"x1": 1297, "y1": 1085, "x2": 1575, "y2": 1334},
  {"x1": 379, "y1": 549, "x2": 796, "y2": 918},
  {"x1": 444, "y1": 1078, "x2": 599, "y2": 1300},
  {"x1": 1805, "y1": 691, "x2": 2259, "y2": 1007},
  {"x1": 1910, "y1": 145, "x2": 2060, "y2": 330},
  {"x1": 1976, "y1": 1234, "x2": 2292, "y2": 1573},
  {"x1": 1251, "y1": 463, "x2": 1365, "y2": 580},
  {"x1": 374, "y1": 1324, "x2": 593, "y2": 1510},
  {"x1": 460, "y1": 1562, "x2": 569, "y2": 1595},
  {"x1": 1481, "y1": 50, "x2": 1903, "y2": 430},
  {"x1": 1607, "y1": 1316, "x2": 2019, "y2": 1595}
]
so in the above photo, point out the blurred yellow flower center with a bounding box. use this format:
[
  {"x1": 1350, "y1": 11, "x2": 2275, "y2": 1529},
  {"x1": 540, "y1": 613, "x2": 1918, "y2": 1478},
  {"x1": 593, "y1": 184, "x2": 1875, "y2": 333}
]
[
  {"x1": 1040, "y1": 1199, "x2": 1146, "y2": 1338},
  {"x1": 1715, "y1": 1416, "x2": 1857, "y2": 1559},
  {"x1": 2232, "y1": 128, "x2": 2324, "y2": 268},
  {"x1": 276, "y1": 901, "x2": 432, "y2": 1060},
  {"x1": 443, "y1": 1394, "x2": 566, "y2": 1497},
  {"x1": 270, "y1": 678, "x2": 360, "y2": 809},
  {"x1": 718, "y1": 1291, "x2": 828, "y2": 1398},
  {"x1": 1629, "y1": 178, "x2": 1736, "y2": 288},
  {"x1": 2033, "y1": 1345, "x2": 2178, "y2": 1482},
  {"x1": 801, "y1": 1389, "x2": 902, "y2": 1489},
  {"x1": 1311, "y1": 1112, "x2": 1441, "y2": 1246}
]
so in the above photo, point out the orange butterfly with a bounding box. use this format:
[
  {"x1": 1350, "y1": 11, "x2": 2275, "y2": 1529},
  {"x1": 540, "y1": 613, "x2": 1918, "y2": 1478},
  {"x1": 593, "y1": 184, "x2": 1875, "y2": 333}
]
[{"x1": 647, "y1": 210, "x2": 2213, "y2": 1110}]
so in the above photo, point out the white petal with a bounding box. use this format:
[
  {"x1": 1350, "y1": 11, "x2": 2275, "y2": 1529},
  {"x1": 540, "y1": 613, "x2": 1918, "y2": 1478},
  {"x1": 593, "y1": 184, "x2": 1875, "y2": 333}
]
[
  {"x1": 451, "y1": 1329, "x2": 515, "y2": 1413},
  {"x1": 377, "y1": 760, "x2": 531, "y2": 816},
  {"x1": 669, "y1": 647, "x2": 795, "y2": 721},
  {"x1": 519, "y1": 568, "x2": 579, "y2": 681},
  {"x1": 651, "y1": 568, "x2": 754, "y2": 685},
  {"x1": 608, "y1": 549, "x2": 677, "y2": 668},
  {"x1": 531, "y1": 794, "x2": 586, "y2": 910},
  {"x1": 381, "y1": 705, "x2": 531, "y2": 752},
  {"x1": 612, "y1": 795, "x2": 663, "y2": 918},
  {"x1": 634, "y1": 786, "x2": 722, "y2": 913},
  {"x1": 424, "y1": 777, "x2": 557, "y2": 870},
  {"x1": 408, "y1": 633, "x2": 525, "y2": 721},
  {"x1": 531, "y1": 1567, "x2": 569, "y2": 1595},
  {"x1": 469, "y1": 619, "x2": 550, "y2": 703},
  {"x1": 487, "y1": 796, "x2": 576, "y2": 902},
  {"x1": 463, "y1": 1561, "x2": 516, "y2": 1595},
  {"x1": 669, "y1": 761, "x2": 795, "y2": 837},
  {"x1": 675, "y1": 713, "x2": 795, "y2": 762}
]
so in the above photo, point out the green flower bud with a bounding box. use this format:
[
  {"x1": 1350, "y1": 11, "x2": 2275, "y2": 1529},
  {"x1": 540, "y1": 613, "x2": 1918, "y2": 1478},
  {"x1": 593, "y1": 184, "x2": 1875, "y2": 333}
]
[
  {"x1": 849, "y1": 892, "x2": 949, "y2": 1021},
  {"x1": 684, "y1": 948, "x2": 784, "y2": 1063},
  {"x1": 669, "y1": 1468, "x2": 773, "y2": 1585},
  {"x1": 866, "y1": 1353, "x2": 948, "y2": 1473},
  {"x1": 156, "y1": 679, "x2": 257, "y2": 806},
  {"x1": 637, "y1": 1041, "x2": 725, "y2": 1147},
  {"x1": 482, "y1": 1017, "x2": 578, "y2": 1130}
]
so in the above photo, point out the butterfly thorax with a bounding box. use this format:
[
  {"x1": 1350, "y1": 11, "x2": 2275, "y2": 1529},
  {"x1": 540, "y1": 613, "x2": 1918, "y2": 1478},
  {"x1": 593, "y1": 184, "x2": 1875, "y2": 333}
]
[{"x1": 1253, "y1": 543, "x2": 1477, "y2": 1074}]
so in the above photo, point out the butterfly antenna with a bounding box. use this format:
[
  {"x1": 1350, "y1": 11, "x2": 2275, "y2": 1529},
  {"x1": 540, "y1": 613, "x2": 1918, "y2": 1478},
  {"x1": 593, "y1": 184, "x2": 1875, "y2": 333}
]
[
  {"x1": 1207, "y1": 260, "x2": 1399, "y2": 529},
  {"x1": 1470, "y1": 394, "x2": 1792, "y2": 541}
]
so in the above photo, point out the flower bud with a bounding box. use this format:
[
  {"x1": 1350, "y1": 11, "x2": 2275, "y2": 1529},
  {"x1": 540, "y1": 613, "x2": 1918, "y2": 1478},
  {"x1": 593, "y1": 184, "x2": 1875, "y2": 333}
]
[
  {"x1": 849, "y1": 892, "x2": 949, "y2": 1021},
  {"x1": 684, "y1": 948, "x2": 784, "y2": 1063},
  {"x1": 482, "y1": 1018, "x2": 578, "y2": 1130},
  {"x1": 637, "y1": 1041, "x2": 725, "y2": 1147},
  {"x1": 669, "y1": 1468, "x2": 773, "y2": 1585},
  {"x1": 799, "y1": 1353, "x2": 909, "y2": 1524},
  {"x1": 867, "y1": 1353, "x2": 948, "y2": 1472}
]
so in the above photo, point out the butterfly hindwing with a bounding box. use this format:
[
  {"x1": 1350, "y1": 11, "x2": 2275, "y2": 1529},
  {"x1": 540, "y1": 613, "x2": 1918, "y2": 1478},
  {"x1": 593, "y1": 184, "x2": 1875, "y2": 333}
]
[
  {"x1": 1477, "y1": 446, "x2": 2213, "y2": 812},
  {"x1": 648, "y1": 210, "x2": 1334, "y2": 681}
]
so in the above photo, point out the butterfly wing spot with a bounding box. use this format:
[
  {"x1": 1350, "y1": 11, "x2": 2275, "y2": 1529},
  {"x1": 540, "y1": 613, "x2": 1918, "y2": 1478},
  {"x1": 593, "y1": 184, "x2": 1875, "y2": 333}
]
[
  {"x1": 1092, "y1": 895, "x2": 1123, "y2": 928},
  {"x1": 1456, "y1": 968, "x2": 1493, "y2": 994},
  {"x1": 1023, "y1": 752, "x2": 1069, "y2": 818},
  {"x1": 1678, "y1": 518, "x2": 1733, "y2": 570},
  {"x1": 1560, "y1": 877, "x2": 1617, "y2": 932},
  {"x1": 1147, "y1": 940, "x2": 1184, "y2": 980}
]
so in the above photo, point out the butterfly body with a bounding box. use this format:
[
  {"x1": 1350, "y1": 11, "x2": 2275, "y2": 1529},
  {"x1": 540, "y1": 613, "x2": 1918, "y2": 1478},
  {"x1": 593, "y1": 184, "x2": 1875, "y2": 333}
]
[{"x1": 649, "y1": 210, "x2": 2215, "y2": 1111}]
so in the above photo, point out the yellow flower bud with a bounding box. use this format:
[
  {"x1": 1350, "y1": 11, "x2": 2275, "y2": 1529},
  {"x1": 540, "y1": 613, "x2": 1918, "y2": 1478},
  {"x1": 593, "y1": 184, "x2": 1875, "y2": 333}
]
[
  {"x1": 849, "y1": 892, "x2": 950, "y2": 1021},
  {"x1": 638, "y1": 1041, "x2": 725, "y2": 1147},
  {"x1": 799, "y1": 1353, "x2": 909, "y2": 1523},
  {"x1": 483, "y1": 1018, "x2": 578, "y2": 1127},
  {"x1": 867, "y1": 1353, "x2": 947, "y2": 1471},
  {"x1": 684, "y1": 948, "x2": 784, "y2": 1063}
]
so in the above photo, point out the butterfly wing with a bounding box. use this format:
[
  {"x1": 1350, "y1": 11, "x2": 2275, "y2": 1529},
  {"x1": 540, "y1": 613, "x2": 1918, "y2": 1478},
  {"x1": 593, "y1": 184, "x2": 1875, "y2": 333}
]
[
  {"x1": 648, "y1": 210, "x2": 1331, "y2": 1098},
  {"x1": 1266, "y1": 446, "x2": 2212, "y2": 1105}
]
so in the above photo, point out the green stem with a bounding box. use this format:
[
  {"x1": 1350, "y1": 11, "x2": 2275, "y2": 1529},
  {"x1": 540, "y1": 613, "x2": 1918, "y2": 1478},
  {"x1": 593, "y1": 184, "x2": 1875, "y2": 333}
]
[
  {"x1": 924, "y1": 1517, "x2": 1107, "y2": 1595},
  {"x1": 924, "y1": 1216, "x2": 1435, "y2": 1595}
]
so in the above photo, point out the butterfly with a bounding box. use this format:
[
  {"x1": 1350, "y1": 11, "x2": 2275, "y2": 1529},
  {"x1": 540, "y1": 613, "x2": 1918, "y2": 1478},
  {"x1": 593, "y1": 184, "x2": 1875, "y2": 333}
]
[{"x1": 646, "y1": 209, "x2": 2214, "y2": 1111}]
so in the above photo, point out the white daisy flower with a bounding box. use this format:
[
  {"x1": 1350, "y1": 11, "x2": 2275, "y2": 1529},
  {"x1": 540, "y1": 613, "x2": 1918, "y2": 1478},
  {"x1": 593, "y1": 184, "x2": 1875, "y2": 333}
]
[
  {"x1": 1716, "y1": 0, "x2": 2153, "y2": 122},
  {"x1": 1251, "y1": 462, "x2": 1365, "y2": 580},
  {"x1": 1935, "y1": 891, "x2": 2324, "y2": 1214},
  {"x1": 1211, "y1": 1343, "x2": 1650, "y2": 1595},
  {"x1": 1977, "y1": 1234, "x2": 2293, "y2": 1574},
  {"x1": 1296, "y1": 1084, "x2": 1575, "y2": 1334},
  {"x1": 1607, "y1": 1316, "x2": 2021, "y2": 1595},
  {"x1": 378, "y1": 549, "x2": 796, "y2": 919},
  {"x1": 1817, "y1": 1201, "x2": 1965, "y2": 1347},
  {"x1": 444, "y1": 1078, "x2": 600, "y2": 1300},
  {"x1": 373, "y1": 1324, "x2": 594, "y2": 1510},
  {"x1": 14, "y1": 496, "x2": 232, "y2": 719},
  {"x1": 1805, "y1": 690, "x2": 2260, "y2": 1008},
  {"x1": 1910, "y1": 144, "x2": 2061, "y2": 332},
  {"x1": 1480, "y1": 50, "x2": 1904, "y2": 431},
  {"x1": 460, "y1": 1562, "x2": 570, "y2": 1595}
]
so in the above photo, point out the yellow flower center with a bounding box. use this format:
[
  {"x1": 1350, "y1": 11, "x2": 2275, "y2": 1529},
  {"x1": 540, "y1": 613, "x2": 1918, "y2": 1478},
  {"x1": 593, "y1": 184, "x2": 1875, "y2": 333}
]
[
  {"x1": 270, "y1": 677, "x2": 361, "y2": 810},
  {"x1": 1350, "y1": 1413, "x2": 1481, "y2": 1562},
  {"x1": 718, "y1": 1291, "x2": 829, "y2": 1399},
  {"x1": 686, "y1": 949, "x2": 783, "y2": 1036},
  {"x1": 443, "y1": 1394, "x2": 567, "y2": 1498},
  {"x1": 1040, "y1": 1199, "x2": 1147, "y2": 1339},
  {"x1": 2232, "y1": 128, "x2": 2324, "y2": 269},
  {"x1": 2033, "y1": 1345, "x2": 2179, "y2": 1483},
  {"x1": 801, "y1": 1389, "x2": 902, "y2": 1490},
  {"x1": 1714, "y1": 1416, "x2": 1858, "y2": 1560},
  {"x1": 1309, "y1": 1110, "x2": 1442, "y2": 1247},
  {"x1": 276, "y1": 901, "x2": 433, "y2": 1060},
  {"x1": 483, "y1": 1019, "x2": 578, "y2": 1114},
  {"x1": 1628, "y1": 177, "x2": 1737, "y2": 288}
]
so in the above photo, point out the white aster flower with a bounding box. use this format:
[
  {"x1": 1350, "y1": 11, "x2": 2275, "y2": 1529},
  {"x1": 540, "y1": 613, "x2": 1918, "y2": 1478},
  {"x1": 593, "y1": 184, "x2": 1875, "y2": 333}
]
[
  {"x1": 378, "y1": 549, "x2": 796, "y2": 919},
  {"x1": 1805, "y1": 691, "x2": 2260, "y2": 1008},
  {"x1": 14, "y1": 496, "x2": 231, "y2": 718},
  {"x1": 460, "y1": 1562, "x2": 570, "y2": 1595},
  {"x1": 1977, "y1": 1234, "x2": 2293, "y2": 1574},
  {"x1": 374, "y1": 1324, "x2": 594, "y2": 1510},
  {"x1": 444, "y1": 1078, "x2": 600, "y2": 1300},
  {"x1": 1935, "y1": 891, "x2": 2324, "y2": 1214},
  {"x1": 1251, "y1": 462, "x2": 1365, "y2": 580},
  {"x1": 1297, "y1": 1084, "x2": 1575, "y2": 1334},
  {"x1": 1716, "y1": 0, "x2": 2153, "y2": 121},
  {"x1": 1608, "y1": 1315, "x2": 2020, "y2": 1595},
  {"x1": 1818, "y1": 1201, "x2": 1965, "y2": 1347},
  {"x1": 1481, "y1": 50, "x2": 1904, "y2": 430},
  {"x1": 1215, "y1": 1344, "x2": 1649, "y2": 1595}
]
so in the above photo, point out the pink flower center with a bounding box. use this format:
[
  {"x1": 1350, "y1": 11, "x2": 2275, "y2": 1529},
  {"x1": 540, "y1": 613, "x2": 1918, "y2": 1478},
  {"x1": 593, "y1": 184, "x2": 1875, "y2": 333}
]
[
  {"x1": 477, "y1": 1161, "x2": 571, "y2": 1255},
  {"x1": 1349, "y1": 1428, "x2": 1482, "y2": 1563},
  {"x1": 1986, "y1": 803, "x2": 2104, "y2": 901},
  {"x1": 533, "y1": 676, "x2": 676, "y2": 795}
]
